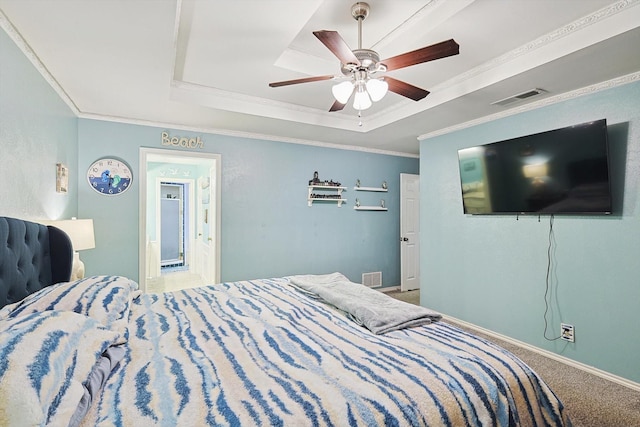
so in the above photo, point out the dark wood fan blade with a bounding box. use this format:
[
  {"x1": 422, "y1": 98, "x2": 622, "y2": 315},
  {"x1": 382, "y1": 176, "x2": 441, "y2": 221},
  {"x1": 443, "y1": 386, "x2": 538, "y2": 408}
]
[
  {"x1": 269, "y1": 75, "x2": 334, "y2": 88},
  {"x1": 381, "y1": 39, "x2": 459, "y2": 72},
  {"x1": 313, "y1": 30, "x2": 360, "y2": 66},
  {"x1": 384, "y1": 77, "x2": 430, "y2": 101},
  {"x1": 329, "y1": 100, "x2": 346, "y2": 112}
]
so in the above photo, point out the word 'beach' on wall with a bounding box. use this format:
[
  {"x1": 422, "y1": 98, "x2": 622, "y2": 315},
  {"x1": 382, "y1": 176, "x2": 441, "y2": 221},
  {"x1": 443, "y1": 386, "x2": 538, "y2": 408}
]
[{"x1": 161, "y1": 131, "x2": 204, "y2": 149}]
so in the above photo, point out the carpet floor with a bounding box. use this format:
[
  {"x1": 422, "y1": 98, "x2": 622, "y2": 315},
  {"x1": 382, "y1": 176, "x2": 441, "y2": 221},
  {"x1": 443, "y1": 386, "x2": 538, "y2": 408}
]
[{"x1": 385, "y1": 289, "x2": 640, "y2": 427}]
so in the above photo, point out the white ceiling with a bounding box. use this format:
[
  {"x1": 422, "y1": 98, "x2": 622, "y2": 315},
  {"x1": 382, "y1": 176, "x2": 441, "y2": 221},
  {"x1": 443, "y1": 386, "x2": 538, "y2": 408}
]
[{"x1": 1, "y1": 0, "x2": 639, "y2": 156}]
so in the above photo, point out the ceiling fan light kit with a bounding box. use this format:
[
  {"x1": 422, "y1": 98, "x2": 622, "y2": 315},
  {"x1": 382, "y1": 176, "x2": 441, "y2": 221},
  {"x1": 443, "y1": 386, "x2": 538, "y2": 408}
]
[
  {"x1": 332, "y1": 81, "x2": 354, "y2": 104},
  {"x1": 332, "y1": 75, "x2": 387, "y2": 110},
  {"x1": 353, "y1": 81, "x2": 372, "y2": 110},
  {"x1": 366, "y1": 78, "x2": 388, "y2": 102},
  {"x1": 269, "y1": 2, "x2": 459, "y2": 116}
]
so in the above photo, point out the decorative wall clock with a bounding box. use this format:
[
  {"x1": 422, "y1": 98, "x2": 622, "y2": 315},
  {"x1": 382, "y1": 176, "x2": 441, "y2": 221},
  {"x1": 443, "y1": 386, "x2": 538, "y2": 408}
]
[{"x1": 86, "y1": 157, "x2": 133, "y2": 195}]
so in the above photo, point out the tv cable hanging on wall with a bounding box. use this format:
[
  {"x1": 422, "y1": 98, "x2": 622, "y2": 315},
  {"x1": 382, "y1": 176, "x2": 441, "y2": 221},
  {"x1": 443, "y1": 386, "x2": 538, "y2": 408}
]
[{"x1": 542, "y1": 214, "x2": 563, "y2": 341}]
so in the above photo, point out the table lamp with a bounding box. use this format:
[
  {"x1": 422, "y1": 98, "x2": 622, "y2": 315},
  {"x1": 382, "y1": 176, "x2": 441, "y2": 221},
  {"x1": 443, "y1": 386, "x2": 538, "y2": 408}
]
[{"x1": 48, "y1": 218, "x2": 95, "y2": 280}]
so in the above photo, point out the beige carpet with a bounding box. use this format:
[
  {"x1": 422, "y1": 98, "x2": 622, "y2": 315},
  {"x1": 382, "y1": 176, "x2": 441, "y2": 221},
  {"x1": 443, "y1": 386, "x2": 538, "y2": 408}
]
[
  {"x1": 384, "y1": 289, "x2": 419, "y2": 304},
  {"x1": 386, "y1": 289, "x2": 640, "y2": 427}
]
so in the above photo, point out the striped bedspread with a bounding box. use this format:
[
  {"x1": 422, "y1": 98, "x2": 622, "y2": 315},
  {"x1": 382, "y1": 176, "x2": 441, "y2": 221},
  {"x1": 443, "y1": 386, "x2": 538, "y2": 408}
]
[{"x1": 80, "y1": 277, "x2": 571, "y2": 426}]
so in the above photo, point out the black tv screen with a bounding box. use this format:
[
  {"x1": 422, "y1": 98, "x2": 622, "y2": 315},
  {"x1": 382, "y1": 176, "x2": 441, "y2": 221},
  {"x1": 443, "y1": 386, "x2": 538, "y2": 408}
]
[{"x1": 457, "y1": 119, "x2": 612, "y2": 215}]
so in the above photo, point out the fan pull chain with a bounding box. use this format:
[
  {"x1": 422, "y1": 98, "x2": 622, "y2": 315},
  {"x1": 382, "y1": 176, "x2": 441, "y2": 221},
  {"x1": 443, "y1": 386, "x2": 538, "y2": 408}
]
[{"x1": 358, "y1": 110, "x2": 363, "y2": 127}]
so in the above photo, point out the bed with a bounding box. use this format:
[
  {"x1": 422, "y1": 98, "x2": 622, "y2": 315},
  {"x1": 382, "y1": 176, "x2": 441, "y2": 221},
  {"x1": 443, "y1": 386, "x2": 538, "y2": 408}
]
[{"x1": 0, "y1": 216, "x2": 571, "y2": 426}]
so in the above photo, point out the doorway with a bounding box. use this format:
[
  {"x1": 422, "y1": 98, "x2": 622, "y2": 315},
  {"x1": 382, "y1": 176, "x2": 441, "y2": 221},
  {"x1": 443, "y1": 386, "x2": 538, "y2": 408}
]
[{"x1": 139, "y1": 148, "x2": 221, "y2": 293}]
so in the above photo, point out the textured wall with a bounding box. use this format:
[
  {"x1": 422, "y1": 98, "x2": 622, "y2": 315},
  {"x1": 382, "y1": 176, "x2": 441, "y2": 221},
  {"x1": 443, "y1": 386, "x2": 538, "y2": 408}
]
[
  {"x1": 0, "y1": 29, "x2": 77, "y2": 220},
  {"x1": 419, "y1": 80, "x2": 640, "y2": 383},
  {"x1": 78, "y1": 119, "x2": 419, "y2": 286}
]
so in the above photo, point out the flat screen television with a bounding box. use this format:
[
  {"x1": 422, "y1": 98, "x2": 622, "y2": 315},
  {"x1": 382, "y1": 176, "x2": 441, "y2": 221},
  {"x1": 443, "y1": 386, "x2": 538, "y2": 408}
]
[{"x1": 457, "y1": 119, "x2": 611, "y2": 215}]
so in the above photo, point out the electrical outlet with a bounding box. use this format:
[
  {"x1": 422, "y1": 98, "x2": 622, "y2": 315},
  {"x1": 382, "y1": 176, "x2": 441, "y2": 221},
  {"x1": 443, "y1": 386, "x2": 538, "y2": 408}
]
[{"x1": 561, "y1": 323, "x2": 575, "y2": 343}]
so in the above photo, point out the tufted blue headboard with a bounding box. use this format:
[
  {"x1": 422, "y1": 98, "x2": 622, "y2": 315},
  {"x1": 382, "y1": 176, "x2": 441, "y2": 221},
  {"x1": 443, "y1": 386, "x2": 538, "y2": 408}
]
[{"x1": 0, "y1": 216, "x2": 73, "y2": 308}]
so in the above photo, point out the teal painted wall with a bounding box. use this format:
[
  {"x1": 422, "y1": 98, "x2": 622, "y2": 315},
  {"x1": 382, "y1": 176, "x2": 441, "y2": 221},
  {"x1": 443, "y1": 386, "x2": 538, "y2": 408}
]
[
  {"x1": 419, "y1": 80, "x2": 640, "y2": 384},
  {"x1": 78, "y1": 119, "x2": 418, "y2": 286},
  {"x1": 0, "y1": 28, "x2": 77, "y2": 220}
]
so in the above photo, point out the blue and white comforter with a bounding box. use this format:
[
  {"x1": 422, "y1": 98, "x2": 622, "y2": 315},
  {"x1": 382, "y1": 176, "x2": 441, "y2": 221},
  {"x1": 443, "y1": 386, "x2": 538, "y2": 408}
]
[
  {"x1": 1, "y1": 275, "x2": 571, "y2": 426},
  {"x1": 83, "y1": 277, "x2": 569, "y2": 426}
]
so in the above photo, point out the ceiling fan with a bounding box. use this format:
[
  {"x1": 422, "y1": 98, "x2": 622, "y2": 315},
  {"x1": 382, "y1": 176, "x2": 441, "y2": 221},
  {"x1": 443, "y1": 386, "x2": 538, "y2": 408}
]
[{"x1": 269, "y1": 2, "x2": 459, "y2": 112}]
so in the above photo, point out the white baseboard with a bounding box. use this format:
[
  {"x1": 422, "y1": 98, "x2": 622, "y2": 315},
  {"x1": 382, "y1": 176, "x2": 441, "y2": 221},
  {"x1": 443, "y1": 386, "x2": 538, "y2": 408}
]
[
  {"x1": 380, "y1": 285, "x2": 400, "y2": 293},
  {"x1": 444, "y1": 315, "x2": 640, "y2": 393}
]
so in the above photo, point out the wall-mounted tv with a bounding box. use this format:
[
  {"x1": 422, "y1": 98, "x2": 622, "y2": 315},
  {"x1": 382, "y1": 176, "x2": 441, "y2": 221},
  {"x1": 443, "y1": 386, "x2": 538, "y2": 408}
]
[{"x1": 457, "y1": 119, "x2": 612, "y2": 215}]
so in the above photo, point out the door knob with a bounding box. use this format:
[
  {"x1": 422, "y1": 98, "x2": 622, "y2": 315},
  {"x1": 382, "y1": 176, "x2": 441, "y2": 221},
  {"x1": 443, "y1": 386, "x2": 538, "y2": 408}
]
[{"x1": 401, "y1": 237, "x2": 409, "y2": 242}]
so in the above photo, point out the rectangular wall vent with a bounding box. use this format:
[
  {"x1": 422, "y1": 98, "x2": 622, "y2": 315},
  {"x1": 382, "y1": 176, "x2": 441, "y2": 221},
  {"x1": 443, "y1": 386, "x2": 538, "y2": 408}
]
[
  {"x1": 362, "y1": 271, "x2": 382, "y2": 288},
  {"x1": 491, "y1": 88, "x2": 547, "y2": 107}
]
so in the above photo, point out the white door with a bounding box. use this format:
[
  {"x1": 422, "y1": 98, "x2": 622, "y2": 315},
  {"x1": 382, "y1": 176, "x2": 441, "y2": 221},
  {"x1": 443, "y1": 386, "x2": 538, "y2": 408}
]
[
  {"x1": 196, "y1": 171, "x2": 215, "y2": 284},
  {"x1": 400, "y1": 173, "x2": 420, "y2": 291}
]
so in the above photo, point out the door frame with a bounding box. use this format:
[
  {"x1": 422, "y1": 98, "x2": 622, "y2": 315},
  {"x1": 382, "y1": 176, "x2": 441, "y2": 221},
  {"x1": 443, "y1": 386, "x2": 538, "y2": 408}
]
[{"x1": 139, "y1": 147, "x2": 222, "y2": 293}]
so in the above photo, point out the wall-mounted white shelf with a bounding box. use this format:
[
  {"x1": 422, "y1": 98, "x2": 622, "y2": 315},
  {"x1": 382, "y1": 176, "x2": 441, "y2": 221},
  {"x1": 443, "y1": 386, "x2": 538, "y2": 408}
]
[
  {"x1": 354, "y1": 197, "x2": 387, "y2": 211},
  {"x1": 353, "y1": 180, "x2": 388, "y2": 211},
  {"x1": 354, "y1": 186, "x2": 388, "y2": 192},
  {"x1": 354, "y1": 206, "x2": 388, "y2": 211},
  {"x1": 308, "y1": 185, "x2": 347, "y2": 207},
  {"x1": 353, "y1": 180, "x2": 388, "y2": 192}
]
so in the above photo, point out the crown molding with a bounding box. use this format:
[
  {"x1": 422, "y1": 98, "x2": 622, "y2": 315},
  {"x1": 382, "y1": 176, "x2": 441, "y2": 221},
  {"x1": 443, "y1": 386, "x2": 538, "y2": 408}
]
[
  {"x1": 77, "y1": 112, "x2": 419, "y2": 159},
  {"x1": 445, "y1": 0, "x2": 639, "y2": 90},
  {"x1": 0, "y1": 8, "x2": 80, "y2": 115},
  {"x1": 417, "y1": 71, "x2": 640, "y2": 142}
]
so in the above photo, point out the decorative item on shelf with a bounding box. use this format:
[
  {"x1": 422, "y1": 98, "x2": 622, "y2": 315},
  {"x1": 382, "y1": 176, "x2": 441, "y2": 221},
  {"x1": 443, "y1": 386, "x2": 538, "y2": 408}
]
[
  {"x1": 309, "y1": 171, "x2": 321, "y2": 186},
  {"x1": 380, "y1": 199, "x2": 385, "y2": 208},
  {"x1": 355, "y1": 179, "x2": 361, "y2": 188},
  {"x1": 355, "y1": 198, "x2": 361, "y2": 207},
  {"x1": 45, "y1": 218, "x2": 95, "y2": 281},
  {"x1": 307, "y1": 179, "x2": 347, "y2": 207},
  {"x1": 382, "y1": 181, "x2": 387, "y2": 190},
  {"x1": 309, "y1": 193, "x2": 343, "y2": 200},
  {"x1": 308, "y1": 171, "x2": 341, "y2": 187}
]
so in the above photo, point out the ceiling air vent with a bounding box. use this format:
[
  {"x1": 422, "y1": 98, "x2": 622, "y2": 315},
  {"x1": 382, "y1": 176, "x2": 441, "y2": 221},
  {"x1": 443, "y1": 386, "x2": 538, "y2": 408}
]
[{"x1": 491, "y1": 88, "x2": 547, "y2": 107}]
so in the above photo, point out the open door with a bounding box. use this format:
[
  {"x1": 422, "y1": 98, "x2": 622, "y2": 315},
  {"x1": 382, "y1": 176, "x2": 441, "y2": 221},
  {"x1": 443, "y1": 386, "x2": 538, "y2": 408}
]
[
  {"x1": 196, "y1": 170, "x2": 215, "y2": 284},
  {"x1": 400, "y1": 173, "x2": 420, "y2": 291}
]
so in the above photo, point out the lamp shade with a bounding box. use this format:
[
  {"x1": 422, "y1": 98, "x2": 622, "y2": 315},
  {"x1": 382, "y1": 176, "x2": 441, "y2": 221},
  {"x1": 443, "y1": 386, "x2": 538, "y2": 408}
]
[
  {"x1": 332, "y1": 81, "x2": 354, "y2": 104},
  {"x1": 353, "y1": 83, "x2": 372, "y2": 110},
  {"x1": 49, "y1": 219, "x2": 95, "y2": 251},
  {"x1": 366, "y1": 78, "x2": 388, "y2": 102}
]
